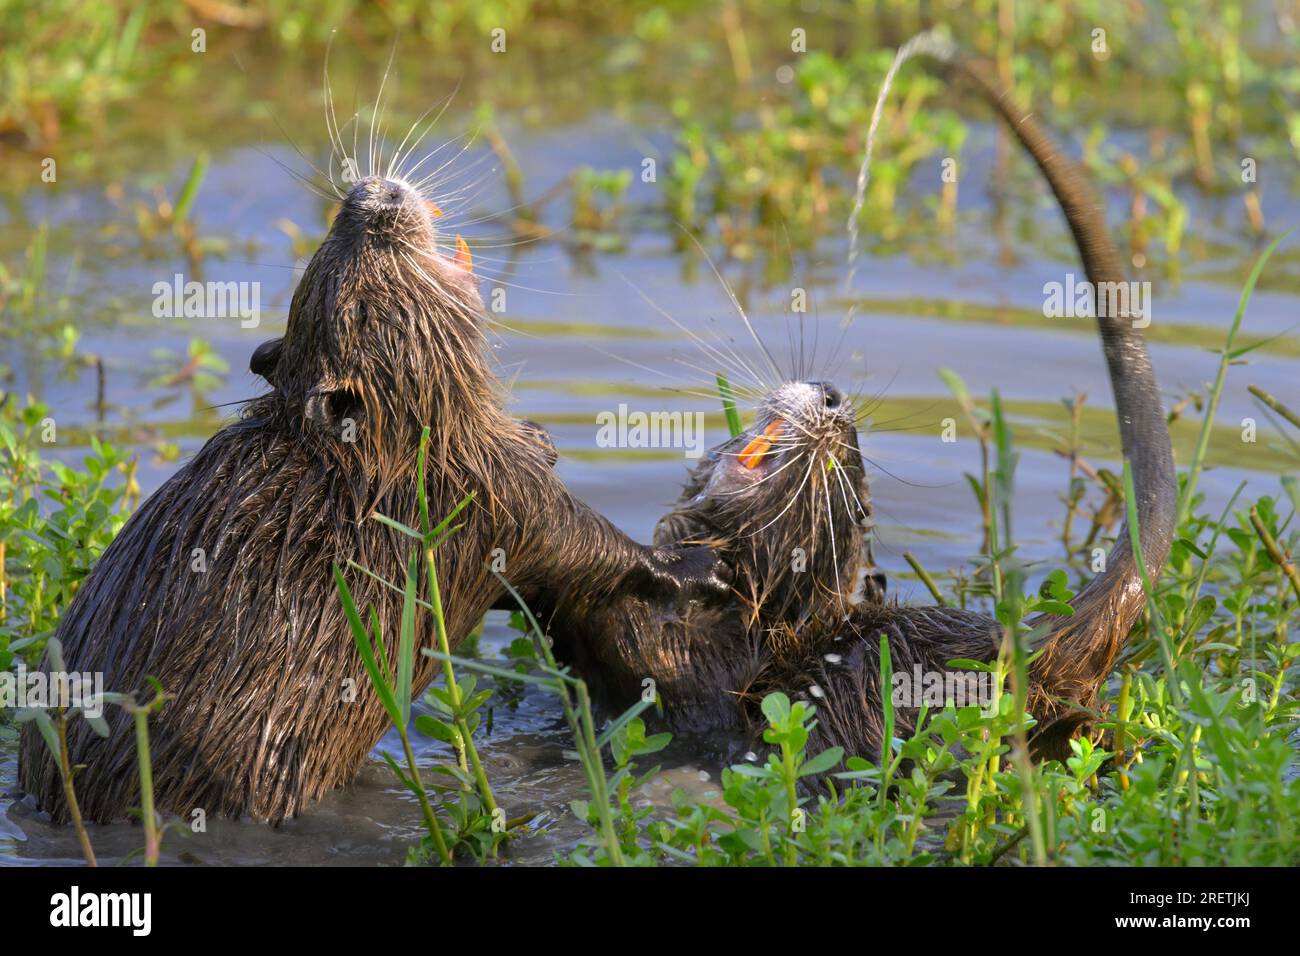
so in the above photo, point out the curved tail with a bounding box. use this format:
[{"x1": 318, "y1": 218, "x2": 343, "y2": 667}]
[{"x1": 862, "y1": 32, "x2": 1177, "y2": 741}]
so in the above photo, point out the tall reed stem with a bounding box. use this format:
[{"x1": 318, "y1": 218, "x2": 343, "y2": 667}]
[{"x1": 56, "y1": 712, "x2": 96, "y2": 867}]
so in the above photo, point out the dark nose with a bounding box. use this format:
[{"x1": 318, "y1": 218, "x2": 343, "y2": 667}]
[
  {"x1": 815, "y1": 382, "x2": 842, "y2": 409},
  {"x1": 347, "y1": 178, "x2": 407, "y2": 207}
]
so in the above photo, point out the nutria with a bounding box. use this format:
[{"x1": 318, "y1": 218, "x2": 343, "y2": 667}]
[
  {"x1": 19, "y1": 172, "x2": 728, "y2": 825},
  {"x1": 537, "y1": 36, "x2": 1176, "y2": 764}
]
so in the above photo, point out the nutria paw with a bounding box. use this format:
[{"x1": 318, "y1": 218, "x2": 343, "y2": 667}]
[{"x1": 641, "y1": 545, "x2": 734, "y2": 606}]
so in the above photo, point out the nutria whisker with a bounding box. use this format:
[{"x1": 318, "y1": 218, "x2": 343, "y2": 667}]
[
  {"x1": 620, "y1": 276, "x2": 777, "y2": 395},
  {"x1": 391, "y1": 239, "x2": 576, "y2": 304},
  {"x1": 855, "y1": 403, "x2": 946, "y2": 433},
  {"x1": 404, "y1": 129, "x2": 484, "y2": 192},
  {"x1": 857, "y1": 453, "x2": 945, "y2": 490},
  {"x1": 232, "y1": 47, "x2": 346, "y2": 201},
  {"x1": 821, "y1": 477, "x2": 848, "y2": 610},
  {"x1": 678, "y1": 226, "x2": 787, "y2": 385},
  {"x1": 385, "y1": 82, "x2": 462, "y2": 183},
  {"x1": 747, "y1": 453, "x2": 819, "y2": 538},
  {"x1": 669, "y1": 359, "x2": 772, "y2": 401},
  {"x1": 403, "y1": 132, "x2": 485, "y2": 188},
  {"x1": 364, "y1": 42, "x2": 400, "y2": 179},
  {"x1": 668, "y1": 349, "x2": 772, "y2": 392},
  {"x1": 260, "y1": 124, "x2": 343, "y2": 201},
  {"x1": 583, "y1": 343, "x2": 769, "y2": 409},
  {"x1": 412, "y1": 154, "x2": 502, "y2": 210},
  {"x1": 845, "y1": 365, "x2": 902, "y2": 416},
  {"x1": 429, "y1": 206, "x2": 545, "y2": 233},
  {"x1": 831, "y1": 453, "x2": 871, "y2": 522},
  {"x1": 713, "y1": 453, "x2": 809, "y2": 499},
  {"x1": 321, "y1": 37, "x2": 355, "y2": 196},
  {"x1": 437, "y1": 237, "x2": 546, "y2": 258},
  {"x1": 259, "y1": 146, "x2": 340, "y2": 203}
]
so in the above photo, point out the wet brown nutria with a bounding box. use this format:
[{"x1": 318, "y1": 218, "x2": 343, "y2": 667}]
[
  {"x1": 537, "y1": 36, "x2": 1176, "y2": 765},
  {"x1": 19, "y1": 172, "x2": 728, "y2": 826}
]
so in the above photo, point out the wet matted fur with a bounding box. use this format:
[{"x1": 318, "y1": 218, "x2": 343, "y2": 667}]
[{"x1": 19, "y1": 176, "x2": 725, "y2": 824}]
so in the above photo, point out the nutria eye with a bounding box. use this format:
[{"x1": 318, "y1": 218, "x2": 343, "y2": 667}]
[{"x1": 819, "y1": 383, "x2": 843, "y2": 409}]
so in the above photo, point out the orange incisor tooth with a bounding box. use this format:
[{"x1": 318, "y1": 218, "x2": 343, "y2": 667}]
[
  {"x1": 738, "y1": 419, "x2": 784, "y2": 469},
  {"x1": 453, "y1": 235, "x2": 472, "y2": 272}
]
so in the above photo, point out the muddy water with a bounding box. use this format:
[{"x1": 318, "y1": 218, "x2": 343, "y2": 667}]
[{"x1": 1, "y1": 37, "x2": 1296, "y2": 865}]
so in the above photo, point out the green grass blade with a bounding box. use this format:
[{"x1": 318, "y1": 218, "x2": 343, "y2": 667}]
[
  {"x1": 417, "y1": 427, "x2": 432, "y2": 534},
  {"x1": 369, "y1": 512, "x2": 424, "y2": 539},
  {"x1": 421, "y1": 649, "x2": 567, "y2": 690},
  {"x1": 717, "y1": 373, "x2": 743, "y2": 438},
  {"x1": 332, "y1": 564, "x2": 401, "y2": 725},
  {"x1": 397, "y1": 551, "x2": 418, "y2": 728},
  {"x1": 369, "y1": 606, "x2": 395, "y2": 689},
  {"x1": 1179, "y1": 228, "x2": 1291, "y2": 523},
  {"x1": 347, "y1": 559, "x2": 435, "y2": 613},
  {"x1": 172, "y1": 153, "x2": 209, "y2": 226},
  {"x1": 428, "y1": 493, "x2": 475, "y2": 544}
]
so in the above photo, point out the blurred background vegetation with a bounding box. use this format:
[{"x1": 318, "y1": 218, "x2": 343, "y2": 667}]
[{"x1": 2, "y1": 0, "x2": 1297, "y2": 263}]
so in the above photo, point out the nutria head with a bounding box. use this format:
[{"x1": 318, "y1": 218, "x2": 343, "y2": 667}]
[
  {"x1": 655, "y1": 380, "x2": 883, "y2": 629},
  {"x1": 254, "y1": 175, "x2": 509, "y2": 507}
]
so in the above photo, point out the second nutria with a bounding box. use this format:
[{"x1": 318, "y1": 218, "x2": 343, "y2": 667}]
[
  {"x1": 537, "y1": 35, "x2": 1176, "y2": 764},
  {"x1": 19, "y1": 172, "x2": 728, "y2": 825}
]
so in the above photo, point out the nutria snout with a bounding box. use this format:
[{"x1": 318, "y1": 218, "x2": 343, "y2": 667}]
[{"x1": 335, "y1": 177, "x2": 437, "y2": 239}]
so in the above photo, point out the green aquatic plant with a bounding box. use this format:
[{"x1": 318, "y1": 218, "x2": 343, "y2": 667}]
[
  {"x1": 570, "y1": 166, "x2": 632, "y2": 252},
  {"x1": 14, "y1": 653, "x2": 171, "y2": 868},
  {"x1": 335, "y1": 555, "x2": 454, "y2": 865},
  {"x1": 0, "y1": 398, "x2": 134, "y2": 667},
  {"x1": 1179, "y1": 231, "x2": 1290, "y2": 525},
  {"x1": 334, "y1": 430, "x2": 504, "y2": 864},
  {"x1": 12, "y1": 638, "x2": 105, "y2": 866}
]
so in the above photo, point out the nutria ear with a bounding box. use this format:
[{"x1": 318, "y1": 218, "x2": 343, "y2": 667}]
[
  {"x1": 250, "y1": 337, "x2": 283, "y2": 386},
  {"x1": 303, "y1": 388, "x2": 333, "y2": 429},
  {"x1": 251, "y1": 336, "x2": 346, "y2": 431},
  {"x1": 302, "y1": 383, "x2": 360, "y2": 432}
]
